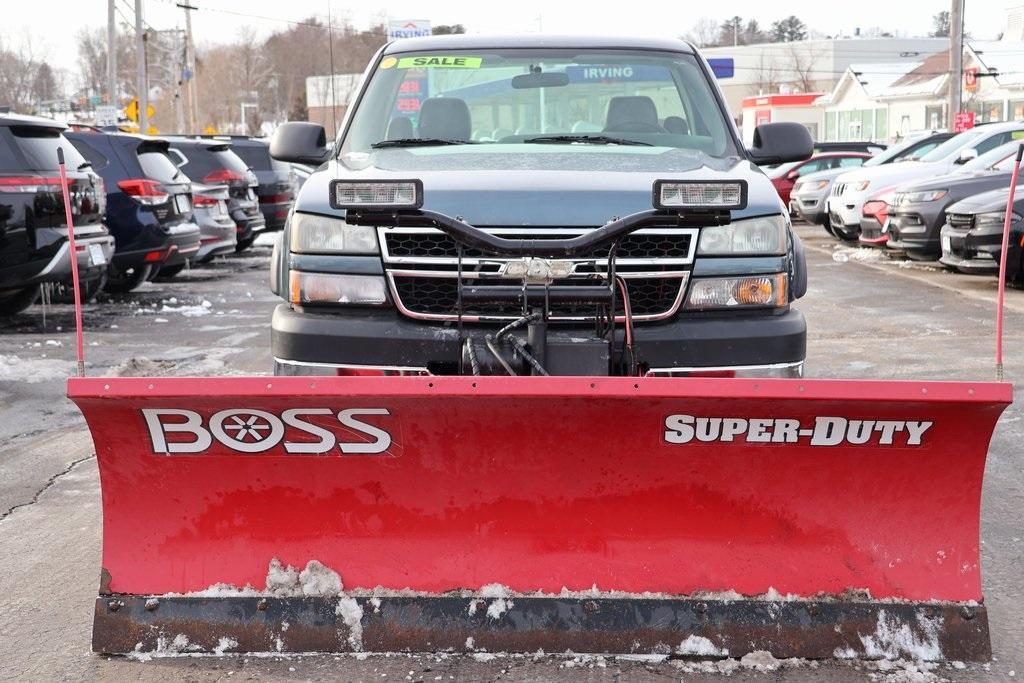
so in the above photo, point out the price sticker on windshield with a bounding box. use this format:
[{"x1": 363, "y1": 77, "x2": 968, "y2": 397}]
[{"x1": 395, "y1": 55, "x2": 483, "y2": 69}]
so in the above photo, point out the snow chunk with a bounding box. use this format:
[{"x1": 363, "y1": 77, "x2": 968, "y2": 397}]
[
  {"x1": 676, "y1": 634, "x2": 728, "y2": 657},
  {"x1": 213, "y1": 637, "x2": 238, "y2": 655},
  {"x1": 739, "y1": 650, "x2": 781, "y2": 672},
  {"x1": 486, "y1": 598, "x2": 513, "y2": 620},
  {"x1": 860, "y1": 610, "x2": 942, "y2": 661},
  {"x1": 479, "y1": 583, "x2": 510, "y2": 598},
  {"x1": 335, "y1": 597, "x2": 364, "y2": 651},
  {"x1": 266, "y1": 558, "x2": 343, "y2": 597}
]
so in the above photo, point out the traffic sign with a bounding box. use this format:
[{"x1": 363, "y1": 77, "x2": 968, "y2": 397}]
[
  {"x1": 964, "y1": 67, "x2": 979, "y2": 92},
  {"x1": 125, "y1": 99, "x2": 155, "y2": 123},
  {"x1": 953, "y1": 111, "x2": 976, "y2": 133},
  {"x1": 95, "y1": 105, "x2": 118, "y2": 127}
]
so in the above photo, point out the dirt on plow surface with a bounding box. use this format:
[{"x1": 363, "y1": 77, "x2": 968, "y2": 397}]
[{"x1": 0, "y1": 228, "x2": 1022, "y2": 681}]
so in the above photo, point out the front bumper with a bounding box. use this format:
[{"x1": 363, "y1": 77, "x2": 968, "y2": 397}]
[
  {"x1": 271, "y1": 304, "x2": 807, "y2": 376},
  {"x1": 886, "y1": 210, "x2": 942, "y2": 258},
  {"x1": 858, "y1": 217, "x2": 888, "y2": 246},
  {"x1": 938, "y1": 222, "x2": 1001, "y2": 273},
  {"x1": 790, "y1": 191, "x2": 829, "y2": 224}
]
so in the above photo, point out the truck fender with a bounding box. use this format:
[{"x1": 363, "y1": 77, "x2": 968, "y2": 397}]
[{"x1": 791, "y1": 231, "x2": 807, "y2": 300}]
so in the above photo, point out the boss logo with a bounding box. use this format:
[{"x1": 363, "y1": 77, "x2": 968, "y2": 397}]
[{"x1": 142, "y1": 408, "x2": 393, "y2": 455}]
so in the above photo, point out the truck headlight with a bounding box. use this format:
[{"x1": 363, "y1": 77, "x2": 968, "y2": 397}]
[
  {"x1": 975, "y1": 211, "x2": 1022, "y2": 229},
  {"x1": 685, "y1": 273, "x2": 787, "y2": 309},
  {"x1": 290, "y1": 212, "x2": 378, "y2": 254},
  {"x1": 698, "y1": 215, "x2": 787, "y2": 255},
  {"x1": 289, "y1": 272, "x2": 388, "y2": 306}
]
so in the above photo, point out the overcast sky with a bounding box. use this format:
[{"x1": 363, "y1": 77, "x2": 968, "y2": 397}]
[{"x1": 0, "y1": 0, "x2": 1014, "y2": 75}]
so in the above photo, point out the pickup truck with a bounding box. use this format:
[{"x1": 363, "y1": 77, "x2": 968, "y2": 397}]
[{"x1": 268, "y1": 35, "x2": 812, "y2": 377}]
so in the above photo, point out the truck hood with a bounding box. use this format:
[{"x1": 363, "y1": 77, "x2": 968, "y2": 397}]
[{"x1": 295, "y1": 145, "x2": 781, "y2": 226}]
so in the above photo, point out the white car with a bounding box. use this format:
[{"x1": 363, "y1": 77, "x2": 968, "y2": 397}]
[{"x1": 825, "y1": 121, "x2": 1024, "y2": 240}]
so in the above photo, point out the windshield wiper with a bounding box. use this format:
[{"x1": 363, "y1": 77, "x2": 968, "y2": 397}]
[
  {"x1": 523, "y1": 134, "x2": 652, "y2": 147},
  {"x1": 371, "y1": 138, "x2": 478, "y2": 149},
  {"x1": 76, "y1": 161, "x2": 92, "y2": 170}
]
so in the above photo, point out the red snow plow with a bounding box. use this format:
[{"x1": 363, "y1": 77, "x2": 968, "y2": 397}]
[{"x1": 61, "y1": 144, "x2": 1021, "y2": 662}]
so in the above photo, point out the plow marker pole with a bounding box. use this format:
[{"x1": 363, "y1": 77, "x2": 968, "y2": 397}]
[
  {"x1": 996, "y1": 143, "x2": 1024, "y2": 381},
  {"x1": 69, "y1": 375, "x2": 1010, "y2": 660},
  {"x1": 57, "y1": 147, "x2": 86, "y2": 377}
]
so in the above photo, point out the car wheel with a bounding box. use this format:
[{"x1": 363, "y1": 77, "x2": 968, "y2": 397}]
[
  {"x1": 104, "y1": 263, "x2": 153, "y2": 294},
  {"x1": 235, "y1": 235, "x2": 256, "y2": 253},
  {"x1": 51, "y1": 272, "x2": 108, "y2": 304},
  {"x1": 0, "y1": 286, "x2": 40, "y2": 316},
  {"x1": 831, "y1": 223, "x2": 860, "y2": 242},
  {"x1": 153, "y1": 263, "x2": 186, "y2": 280},
  {"x1": 823, "y1": 213, "x2": 837, "y2": 237}
]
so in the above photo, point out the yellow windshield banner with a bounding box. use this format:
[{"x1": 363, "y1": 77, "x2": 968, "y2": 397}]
[{"x1": 396, "y1": 56, "x2": 483, "y2": 69}]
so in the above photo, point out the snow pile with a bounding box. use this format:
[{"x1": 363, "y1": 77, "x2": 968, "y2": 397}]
[
  {"x1": 676, "y1": 634, "x2": 728, "y2": 657},
  {"x1": 266, "y1": 558, "x2": 343, "y2": 597},
  {"x1": 832, "y1": 246, "x2": 891, "y2": 264},
  {"x1": 158, "y1": 300, "x2": 213, "y2": 317},
  {"x1": 0, "y1": 354, "x2": 75, "y2": 383},
  {"x1": 213, "y1": 637, "x2": 238, "y2": 655},
  {"x1": 859, "y1": 610, "x2": 942, "y2": 661},
  {"x1": 479, "y1": 583, "x2": 513, "y2": 620},
  {"x1": 739, "y1": 650, "x2": 782, "y2": 672}
]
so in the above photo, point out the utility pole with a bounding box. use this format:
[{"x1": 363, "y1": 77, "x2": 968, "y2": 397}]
[
  {"x1": 135, "y1": 0, "x2": 149, "y2": 132},
  {"x1": 107, "y1": 0, "x2": 117, "y2": 105},
  {"x1": 948, "y1": 0, "x2": 965, "y2": 131},
  {"x1": 177, "y1": 2, "x2": 199, "y2": 133}
]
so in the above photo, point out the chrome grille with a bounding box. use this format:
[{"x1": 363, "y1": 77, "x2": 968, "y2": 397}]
[
  {"x1": 378, "y1": 226, "x2": 697, "y2": 322},
  {"x1": 832, "y1": 182, "x2": 846, "y2": 196}
]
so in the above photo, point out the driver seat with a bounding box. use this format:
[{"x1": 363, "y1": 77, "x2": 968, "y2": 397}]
[{"x1": 605, "y1": 96, "x2": 659, "y2": 132}]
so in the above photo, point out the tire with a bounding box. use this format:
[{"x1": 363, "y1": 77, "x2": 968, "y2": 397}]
[
  {"x1": 823, "y1": 213, "x2": 837, "y2": 238},
  {"x1": 153, "y1": 263, "x2": 186, "y2": 280},
  {"x1": 0, "y1": 286, "x2": 40, "y2": 316},
  {"x1": 235, "y1": 235, "x2": 255, "y2": 253},
  {"x1": 51, "y1": 273, "x2": 107, "y2": 304},
  {"x1": 831, "y1": 223, "x2": 860, "y2": 242},
  {"x1": 104, "y1": 263, "x2": 153, "y2": 294}
]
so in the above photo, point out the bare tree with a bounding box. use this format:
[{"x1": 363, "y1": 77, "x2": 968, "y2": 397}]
[
  {"x1": 784, "y1": 43, "x2": 827, "y2": 92},
  {"x1": 751, "y1": 53, "x2": 781, "y2": 95},
  {"x1": 684, "y1": 18, "x2": 721, "y2": 47}
]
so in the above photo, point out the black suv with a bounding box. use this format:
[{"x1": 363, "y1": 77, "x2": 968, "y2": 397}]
[
  {"x1": 167, "y1": 139, "x2": 266, "y2": 251},
  {"x1": 199, "y1": 136, "x2": 295, "y2": 231},
  {"x1": 66, "y1": 131, "x2": 201, "y2": 292},
  {"x1": 0, "y1": 114, "x2": 114, "y2": 314}
]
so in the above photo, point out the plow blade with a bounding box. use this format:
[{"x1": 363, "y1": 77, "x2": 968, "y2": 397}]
[{"x1": 69, "y1": 375, "x2": 1009, "y2": 660}]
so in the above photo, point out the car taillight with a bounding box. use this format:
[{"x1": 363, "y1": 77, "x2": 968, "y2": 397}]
[
  {"x1": 0, "y1": 176, "x2": 62, "y2": 192},
  {"x1": 203, "y1": 169, "x2": 245, "y2": 184},
  {"x1": 118, "y1": 179, "x2": 169, "y2": 205},
  {"x1": 193, "y1": 194, "x2": 220, "y2": 207}
]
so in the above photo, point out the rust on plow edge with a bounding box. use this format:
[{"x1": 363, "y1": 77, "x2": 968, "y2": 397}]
[{"x1": 93, "y1": 596, "x2": 991, "y2": 661}]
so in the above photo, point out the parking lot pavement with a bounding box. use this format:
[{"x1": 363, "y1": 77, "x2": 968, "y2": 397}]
[{"x1": 0, "y1": 227, "x2": 1021, "y2": 681}]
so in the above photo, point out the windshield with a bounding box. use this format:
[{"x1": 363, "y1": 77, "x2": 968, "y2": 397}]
[
  {"x1": 961, "y1": 140, "x2": 1024, "y2": 172},
  {"x1": 342, "y1": 48, "x2": 735, "y2": 157},
  {"x1": 864, "y1": 135, "x2": 932, "y2": 166},
  {"x1": 917, "y1": 129, "x2": 988, "y2": 163}
]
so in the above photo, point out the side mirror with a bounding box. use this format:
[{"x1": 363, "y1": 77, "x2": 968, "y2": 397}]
[
  {"x1": 785, "y1": 169, "x2": 800, "y2": 181},
  {"x1": 270, "y1": 122, "x2": 329, "y2": 165},
  {"x1": 749, "y1": 122, "x2": 813, "y2": 166},
  {"x1": 956, "y1": 148, "x2": 978, "y2": 164}
]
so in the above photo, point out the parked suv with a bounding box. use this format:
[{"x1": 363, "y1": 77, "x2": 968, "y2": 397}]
[
  {"x1": 939, "y1": 187, "x2": 1023, "y2": 276},
  {"x1": 66, "y1": 131, "x2": 201, "y2": 291},
  {"x1": 886, "y1": 140, "x2": 1024, "y2": 259},
  {"x1": 790, "y1": 131, "x2": 953, "y2": 231},
  {"x1": 268, "y1": 35, "x2": 812, "y2": 378},
  {"x1": 200, "y1": 136, "x2": 295, "y2": 231},
  {"x1": 0, "y1": 114, "x2": 114, "y2": 314},
  {"x1": 167, "y1": 139, "x2": 265, "y2": 252},
  {"x1": 826, "y1": 122, "x2": 1024, "y2": 241},
  {"x1": 768, "y1": 152, "x2": 870, "y2": 205}
]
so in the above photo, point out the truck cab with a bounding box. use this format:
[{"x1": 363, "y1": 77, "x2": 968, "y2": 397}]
[{"x1": 268, "y1": 35, "x2": 811, "y2": 377}]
